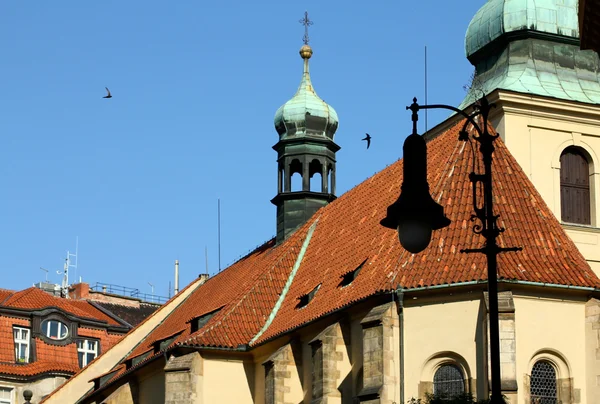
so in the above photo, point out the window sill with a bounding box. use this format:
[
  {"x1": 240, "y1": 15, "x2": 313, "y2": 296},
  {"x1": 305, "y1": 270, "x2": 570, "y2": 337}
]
[{"x1": 561, "y1": 223, "x2": 600, "y2": 233}]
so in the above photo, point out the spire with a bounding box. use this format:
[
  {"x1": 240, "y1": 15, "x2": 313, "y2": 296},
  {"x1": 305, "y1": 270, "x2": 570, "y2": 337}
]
[
  {"x1": 271, "y1": 13, "x2": 341, "y2": 243},
  {"x1": 297, "y1": 11, "x2": 315, "y2": 96},
  {"x1": 299, "y1": 11, "x2": 313, "y2": 46}
]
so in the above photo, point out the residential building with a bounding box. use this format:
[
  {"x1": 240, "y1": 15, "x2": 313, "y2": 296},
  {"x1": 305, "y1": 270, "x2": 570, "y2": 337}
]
[{"x1": 0, "y1": 287, "x2": 129, "y2": 402}]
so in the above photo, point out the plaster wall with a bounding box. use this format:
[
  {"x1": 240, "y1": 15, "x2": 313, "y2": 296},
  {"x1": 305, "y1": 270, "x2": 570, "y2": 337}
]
[
  {"x1": 138, "y1": 367, "x2": 165, "y2": 404},
  {"x1": 101, "y1": 382, "x2": 135, "y2": 404},
  {"x1": 403, "y1": 297, "x2": 481, "y2": 401},
  {"x1": 0, "y1": 376, "x2": 67, "y2": 404},
  {"x1": 514, "y1": 295, "x2": 586, "y2": 404},
  {"x1": 203, "y1": 358, "x2": 253, "y2": 404},
  {"x1": 491, "y1": 91, "x2": 600, "y2": 277}
]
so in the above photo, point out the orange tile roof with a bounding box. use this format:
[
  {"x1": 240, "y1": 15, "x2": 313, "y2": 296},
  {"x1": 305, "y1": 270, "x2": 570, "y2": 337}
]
[
  {"x1": 76, "y1": 121, "x2": 600, "y2": 396},
  {"x1": 0, "y1": 287, "x2": 127, "y2": 379},
  {"x1": 0, "y1": 361, "x2": 80, "y2": 378},
  {"x1": 0, "y1": 289, "x2": 14, "y2": 303},
  {"x1": 1, "y1": 287, "x2": 121, "y2": 326}
]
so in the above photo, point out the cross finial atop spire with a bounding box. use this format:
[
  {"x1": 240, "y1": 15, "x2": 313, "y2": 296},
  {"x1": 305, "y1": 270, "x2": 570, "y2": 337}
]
[{"x1": 299, "y1": 11, "x2": 313, "y2": 45}]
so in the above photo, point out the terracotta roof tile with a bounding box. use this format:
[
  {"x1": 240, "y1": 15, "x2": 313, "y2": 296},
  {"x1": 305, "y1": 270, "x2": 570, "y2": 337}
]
[
  {"x1": 0, "y1": 288, "x2": 126, "y2": 378},
  {"x1": 2, "y1": 288, "x2": 120, "y2": 325},
  {"x1": 251, "y1": 121, "x2": 599, "y2": 344},
  {"x1": 0, "y1": 289, "x2": 14, "y2": 304},
  {"x1": 81, "y1": 121, "x2": 600, "y2": 392}
]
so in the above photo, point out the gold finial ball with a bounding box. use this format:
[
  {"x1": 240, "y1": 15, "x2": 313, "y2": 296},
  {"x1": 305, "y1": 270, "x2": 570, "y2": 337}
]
[{"x1": 299, "y1": 44, "x2": 313, "y2": 59}]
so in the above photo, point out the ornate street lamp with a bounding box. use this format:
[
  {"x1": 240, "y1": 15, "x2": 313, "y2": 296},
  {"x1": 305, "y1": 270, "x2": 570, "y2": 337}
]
[{"x1": 381, "y1": 96, "x2": 521, "y2": 404}]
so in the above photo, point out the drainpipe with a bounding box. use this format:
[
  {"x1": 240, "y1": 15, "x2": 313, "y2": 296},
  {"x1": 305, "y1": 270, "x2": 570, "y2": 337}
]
[{"x1": 395, "y1": 289, "x2": 405, "y2": 404}]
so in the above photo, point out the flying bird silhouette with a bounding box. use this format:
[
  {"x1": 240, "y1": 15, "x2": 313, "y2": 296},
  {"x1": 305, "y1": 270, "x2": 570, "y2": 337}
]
[
  {"x1": 362, "y1": 133, "x2": 371, "y2": 149},
  {"x1": 103, "y1": 87, "x2": 112, "y2": 99}
]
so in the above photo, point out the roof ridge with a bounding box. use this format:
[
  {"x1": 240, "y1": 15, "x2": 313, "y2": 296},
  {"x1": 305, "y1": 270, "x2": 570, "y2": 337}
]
[{"x1": 249, "y1": 217, "x2": 319, "y2": 345}]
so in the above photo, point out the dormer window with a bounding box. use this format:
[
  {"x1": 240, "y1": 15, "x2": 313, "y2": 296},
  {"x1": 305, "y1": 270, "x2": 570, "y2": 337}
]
[
  {"x1": 41, "y1": 319, "x2": 68, "y2": 340},
  {"x1": 77, "y1": 339, "x2": 99, "y2": 368},
  {"x1": 13, "y1": 327, "x2": 30, "y2": 364},
  {"x1": 190, "y1": 307, "x2": 223, "y2": 334},
  {"x1": 296, "y1": 284, "x2": 321, "y2": 309},
  {"x1": 339, "y1": 258, "x2": 367, "y2": 288},
  {"x1": 153, "y1": 331, "x2": 183, "y2": 354}
]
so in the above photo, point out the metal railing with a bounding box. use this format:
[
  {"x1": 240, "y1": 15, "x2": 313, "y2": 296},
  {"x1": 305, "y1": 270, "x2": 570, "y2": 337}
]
[{"x1": 90, "y1": 282, "x2": 168, "y2": 304}]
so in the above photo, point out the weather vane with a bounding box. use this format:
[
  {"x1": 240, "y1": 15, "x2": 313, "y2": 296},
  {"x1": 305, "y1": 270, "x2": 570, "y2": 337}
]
[{"x1": 299, "y1": 11, "x2": 313, "y2": 45}]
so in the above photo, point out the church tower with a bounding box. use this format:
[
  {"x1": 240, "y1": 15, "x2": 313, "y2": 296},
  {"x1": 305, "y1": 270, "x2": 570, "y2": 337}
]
[
  {"x1": 271, "y1": 13, "x2": 340, "y2": 243},
  {"x1": 456, "y1": 0, "x2": 600, "y2": 278}
]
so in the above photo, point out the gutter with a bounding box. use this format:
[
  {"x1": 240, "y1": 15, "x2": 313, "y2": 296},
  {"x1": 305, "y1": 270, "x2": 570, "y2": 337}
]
[
  {"x1": 395, "y1": 290, "x2": 405, "y2": 404},
  {"x1": 403, "y1": 280, "x2": 488, "y2": 292},
  {"x1": 498, "y1": 279, "x2": 597, "y2": 292},
  {"x1": 403, "y1": 279, "x2": 598, "y2": 293}
]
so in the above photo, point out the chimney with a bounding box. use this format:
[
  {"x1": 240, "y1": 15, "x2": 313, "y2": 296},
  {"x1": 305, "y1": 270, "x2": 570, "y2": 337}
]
[
  {"x1": 68, "y1": 283, "x2": 90, "y2": 299},
  {"x1": 174, "y1": 260, "x2": 180, "y2": 295}
]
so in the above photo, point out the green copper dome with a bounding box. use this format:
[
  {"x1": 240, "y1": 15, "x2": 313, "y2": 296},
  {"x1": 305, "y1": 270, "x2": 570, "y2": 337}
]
[
  {"x1": 274, "y1": 45, "x2": 339, "y2": 139},
  {"x1": 459, "y1": 0, "x2": 600, "y2": 109},
  {"x1": 465, "y1": 0, "x2": 580, "y2": 58}
]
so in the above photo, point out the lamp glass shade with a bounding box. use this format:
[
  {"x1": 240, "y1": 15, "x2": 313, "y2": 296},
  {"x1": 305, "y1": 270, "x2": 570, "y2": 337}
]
[{"x1": 397, "y1": 218, "x2": 432, "y2": 254}]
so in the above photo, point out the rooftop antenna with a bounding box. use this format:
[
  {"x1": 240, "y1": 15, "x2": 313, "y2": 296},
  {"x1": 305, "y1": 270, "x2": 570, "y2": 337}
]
[
  {"x1": 205, "y1": 246, "x2": 209, "y2": 275},
  {"x1": 40, "y1": 267, "x2": 49, "y2": 282},
  {"x1": 57, "y1": 255, "x2": 69, "y2": 298},
  {"x1": 218, "y1": 199, "x2": 221, "y2": 272},
  {"x1": 148, "y1": 282, "x2": 155, "y2": 302},
  {"x1": 72, "y1": 237, "x2": 79, "y2": 283}
]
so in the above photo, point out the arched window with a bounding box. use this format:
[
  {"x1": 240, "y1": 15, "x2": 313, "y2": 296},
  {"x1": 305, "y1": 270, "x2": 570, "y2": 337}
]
[
  {"x1": 560, "y1": 147, "x2": 591, "y2": 225},
  {"x1": 433, "y1": 364, "x2": 465, "y2": 398},
  {"x1": 530, "y1": 360, "x2": 557, "y2": 403}
]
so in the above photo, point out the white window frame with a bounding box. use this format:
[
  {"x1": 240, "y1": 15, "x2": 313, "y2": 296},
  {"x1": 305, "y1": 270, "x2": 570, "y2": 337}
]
[
  {"x1": 77, "y1": 339, "x2": 99, "y2": 367},
  {"x1": 12, "y1": 327, "x2": 30, "y2": 364},
  {"x1": 41, "y1": 319, "x2": 68, "y2": 340},
  {"x1": 0, "y1": 385, "x2": 15, "y2": 404}
]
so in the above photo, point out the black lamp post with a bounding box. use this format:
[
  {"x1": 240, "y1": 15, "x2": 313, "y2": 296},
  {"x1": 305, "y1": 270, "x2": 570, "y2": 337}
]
[{"x1": 381, "y1": 96, "x2": 521, "y2": 403}]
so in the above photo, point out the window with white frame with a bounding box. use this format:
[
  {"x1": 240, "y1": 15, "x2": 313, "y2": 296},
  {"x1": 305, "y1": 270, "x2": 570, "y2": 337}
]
[
  {"x1": 77, "y1": 339, "x2": 98, "y2": 368},
  {"x1": 0, "y1": 386, "x2": 13, "y2": 404},
  {"x1": 40, "y1": 319, "x2": 68, "y2": 340},
  {"x1": 13, "y1": 327, "x2": 30, "y2": 364}
]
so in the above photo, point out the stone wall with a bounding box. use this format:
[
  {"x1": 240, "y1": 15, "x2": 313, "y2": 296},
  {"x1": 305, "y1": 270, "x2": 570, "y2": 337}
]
[
  {"x1": 309, "y1": 322, "x2": 346, "y2": 404},
  {"x1": 263, "y1": 341, "x2": 303, "y2": 404},
  {"x1": 586, "y1": 298, "x2": 600, "y2": 404},
  {"x1": 484, "y1": 291, "x2": 517, "y2": 401},
  {"x1": 358, "y1": 303, "x2": 398, "y2": 404},
  {"x1": 164, "y1": 352, "x2": 203, "y2": 404}
]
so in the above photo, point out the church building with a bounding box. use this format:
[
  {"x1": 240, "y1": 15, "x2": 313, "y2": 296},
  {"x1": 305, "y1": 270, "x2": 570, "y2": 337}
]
[{"x1": 44, "y1": 1, "x2": 600, "y2": 403}]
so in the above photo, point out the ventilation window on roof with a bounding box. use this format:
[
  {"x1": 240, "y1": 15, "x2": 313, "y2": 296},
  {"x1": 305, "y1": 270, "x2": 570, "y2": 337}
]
[
  {"x1": 153, "y1": 331, "x2": 183, "y2": 354},
  {"x1": 130, "y1": 351, "x2": 152, "y2": 368},
  {"x1": 296, "y1": 284, "x2": 321, "y2": 309},
  {"x1": 339, "y1": 258, "x2": 368, "y2": 288},
  {"x1": 190, "y1": 307, "x2": 223, "y2": 334}
]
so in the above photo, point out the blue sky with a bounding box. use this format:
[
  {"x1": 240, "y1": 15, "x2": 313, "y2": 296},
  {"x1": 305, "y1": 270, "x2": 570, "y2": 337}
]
[{"x1": 0, "y1": 1, "x2": 482, "y2": 296}]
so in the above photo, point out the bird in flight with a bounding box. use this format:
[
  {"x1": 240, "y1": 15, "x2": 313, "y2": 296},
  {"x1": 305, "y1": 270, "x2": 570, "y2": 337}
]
[
  {"x1": 103, "y1": 87, "x2": 112, "y2": 99},
  {"x1": 362, "y1": 133, "x2": 371, "y2": 149}
]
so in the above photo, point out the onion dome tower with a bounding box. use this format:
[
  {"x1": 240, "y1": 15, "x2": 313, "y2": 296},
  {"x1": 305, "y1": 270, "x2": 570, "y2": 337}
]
[
  {"x1": 271, "y1": 13, "x2": 340, "y2": 243},
  {"x1": 460, "y1": 0, "x2": 600, "y2": 109}
]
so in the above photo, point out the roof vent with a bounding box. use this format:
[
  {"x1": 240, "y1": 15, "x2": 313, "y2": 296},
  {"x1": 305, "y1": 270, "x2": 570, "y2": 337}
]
[
  {"x1": 190, "y1": 307, "x2": 223, "y2": 334},
  {"x1": 339, "y1": 258, "x2": 368, "y2": 288},
  {"x1": 296, "y1": 284, "x2": 321, "y2": 309}
]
